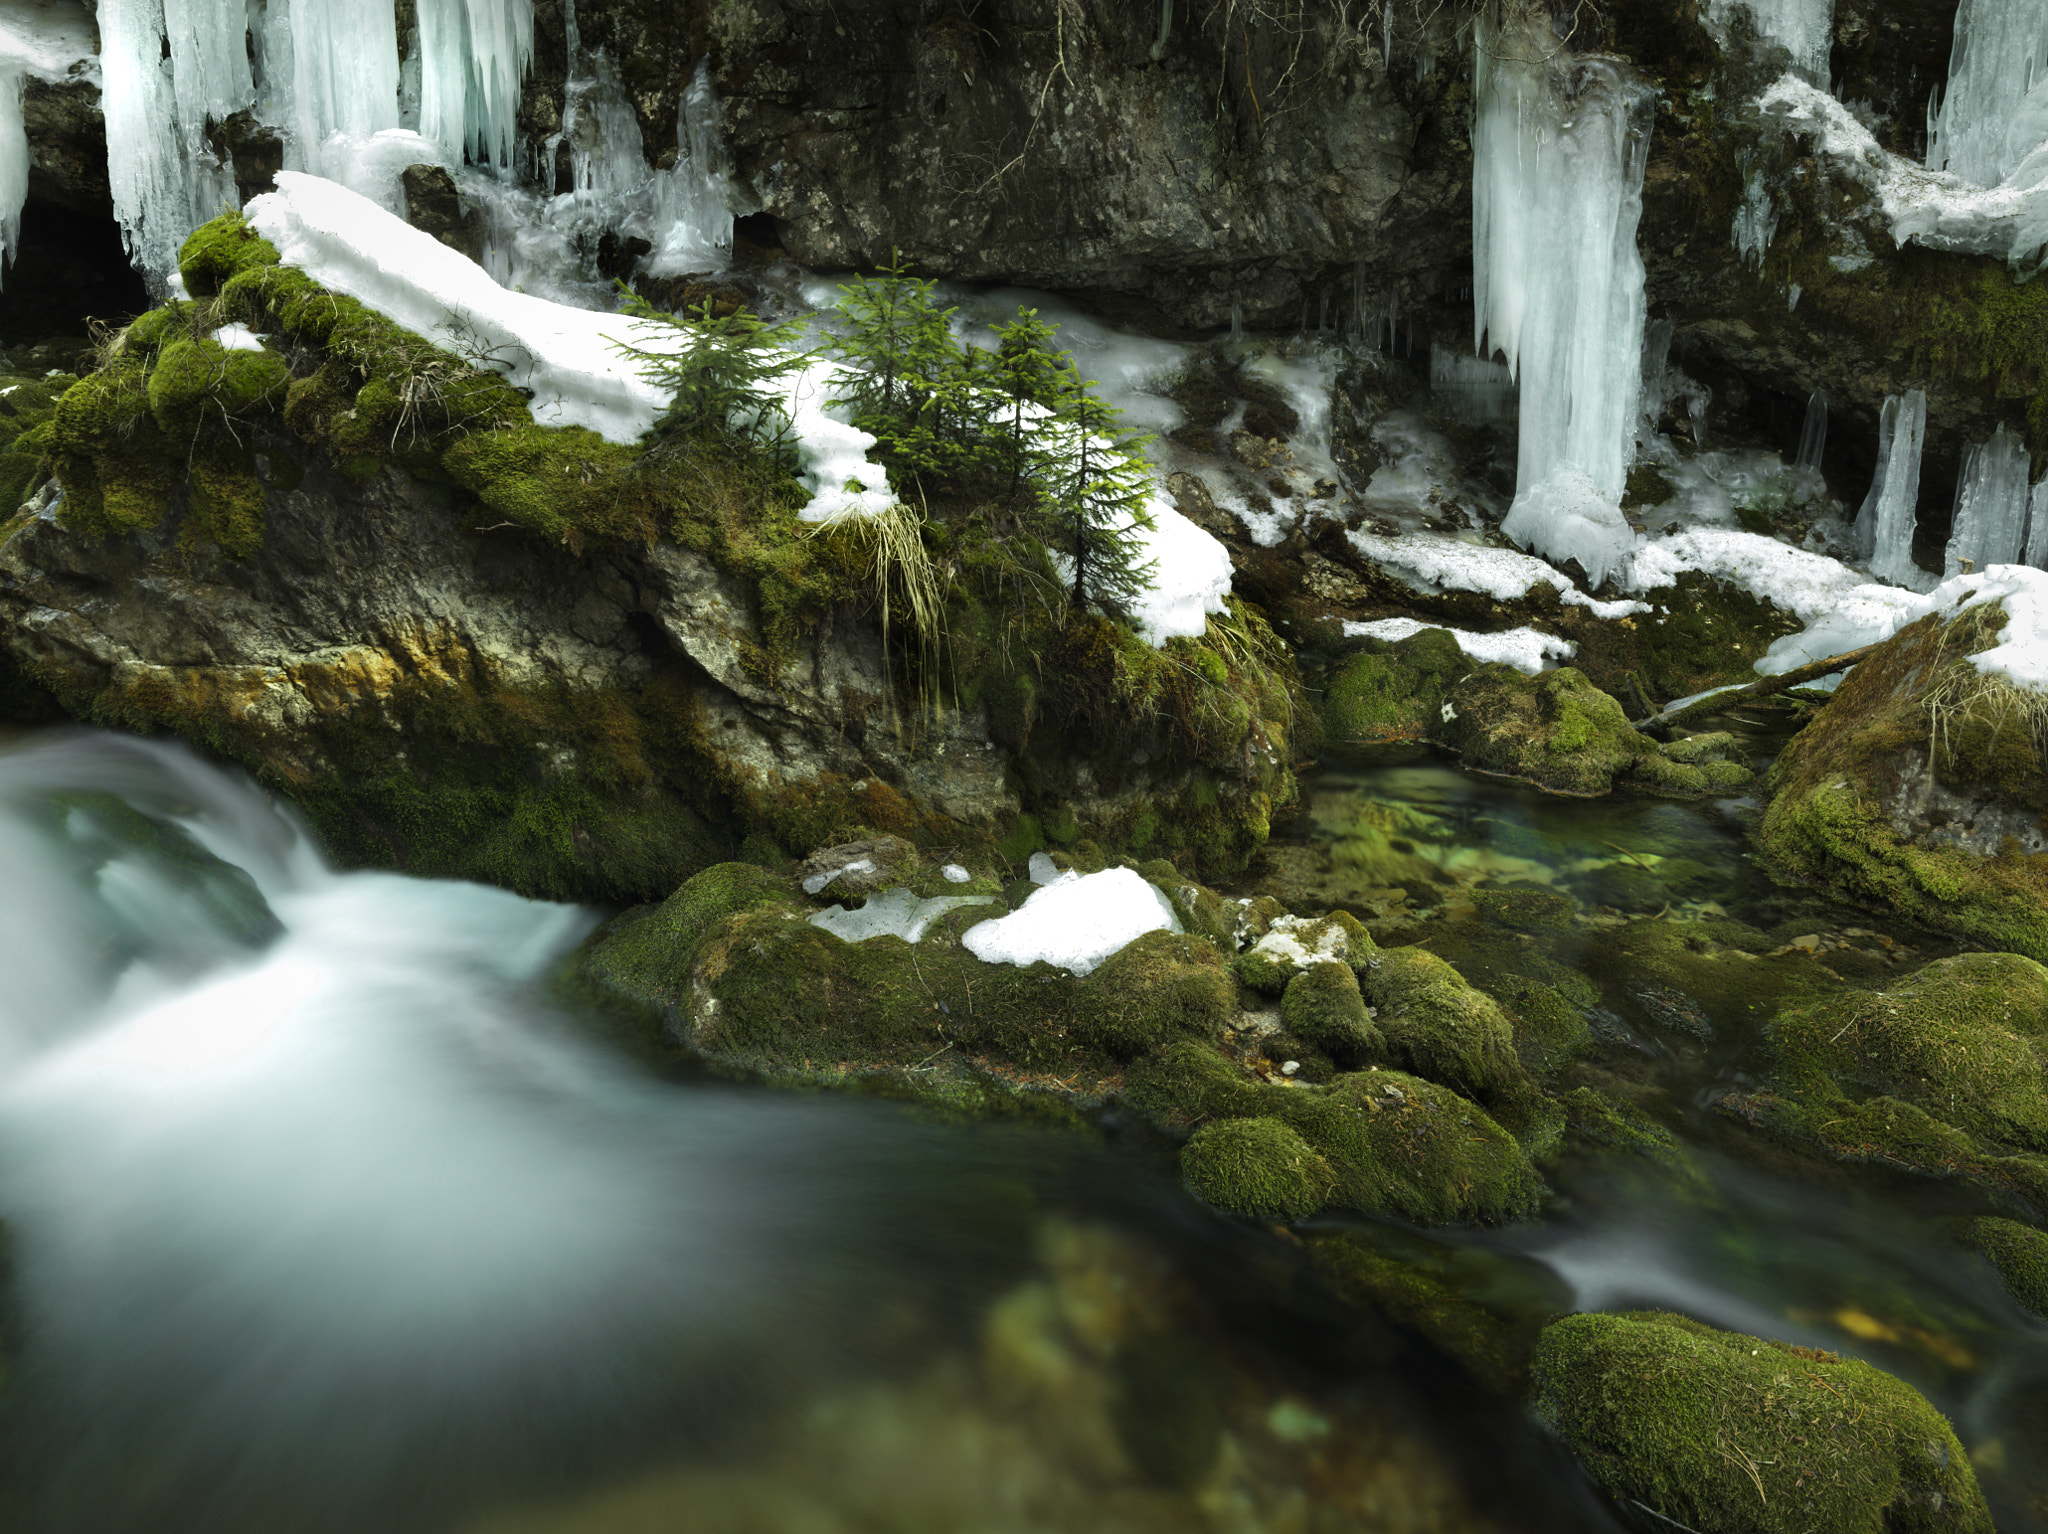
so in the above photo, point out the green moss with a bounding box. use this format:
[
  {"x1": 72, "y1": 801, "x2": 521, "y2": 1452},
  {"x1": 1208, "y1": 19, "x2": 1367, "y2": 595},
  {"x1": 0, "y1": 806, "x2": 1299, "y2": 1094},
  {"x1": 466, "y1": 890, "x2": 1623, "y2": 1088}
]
[
  {"x1": 1281, "y1": 959, "x2": 1381, "y2": 1065},
  {"x1": 147, "y1": 337, "x2": 288, "y2": 437},
  {"x1": 1126, "y1": 1042, "x2": 1541, "y2": 1226},
  {"x1": 1320, "y1": 627, "x2": 1464, "y2": 749},
  {"x1": 1770, "y1": 951, "x2": 2048, "y2": 1153},
  {"x1": 442, "y1": 423, "x2": 656, "y2": 548},
  {"x1": 1556, "y1": 1087, "x2": 1702, "y2": 1183},
  {"x1": 177, "y1": 214, "x2": 282, "y2": 297},
  {"x1": 1362, "y1": 946, "x2": 1522, "y2": 1097},
  {"x1": 579, "y1": 861, "x2": 789, "y2": 1009},
  {"x1": 1532, "y1": 1310, "x2": 1992, "y2": 1534},
  {"x1": 1961, "y1": 1216, "x2": 2048, "y2": 1320},
  {"x1": 1514, "y1": 987, "x2": 1595, "y2": 1076},
  {"x1": 1179, "y1": 1117, "x2": 1336, "y2": 1220}
]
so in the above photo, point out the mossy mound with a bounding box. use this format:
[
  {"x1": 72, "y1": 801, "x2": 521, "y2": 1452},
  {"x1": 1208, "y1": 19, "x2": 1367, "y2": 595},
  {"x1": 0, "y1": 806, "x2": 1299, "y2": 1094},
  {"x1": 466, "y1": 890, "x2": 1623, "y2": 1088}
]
[
  {"x1": 1280, "y1": 960, "x2": 1381, "y2": 1064},
  {"x1": 1758, "y1": 606, "x2": 2048, "y2": 964},
  {"x1": 1961, "y1": 1217, "x2": 2048, "y2": 1321},
  {"x1": 1769, "y1": 952, "x2": 2048, "y2": 1153},
  {"x1": 1316, "y1": 637, "x2": 1753, "y2": 799},
  {"x1": 1235, "y1": 908, "x2": 1377, "y2": 994},
  {"x1": 1127, "y1": 1041, "x2": 1541, "y2": 1226},
  {"x1": 1532, "y1": 1310, "x2": 1992, "y2": 1534},
  {"x1": 1179, "y1": 1117, "x2": 1335, "y2": 1220},
  {"x1": 1361, "y1": 945, "x2": 1522, "y2": 1097}
]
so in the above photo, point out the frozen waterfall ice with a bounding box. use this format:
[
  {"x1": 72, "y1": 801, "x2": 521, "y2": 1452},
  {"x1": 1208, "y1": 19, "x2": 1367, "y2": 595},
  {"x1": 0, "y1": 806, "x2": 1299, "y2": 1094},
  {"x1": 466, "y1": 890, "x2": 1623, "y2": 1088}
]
[
  {"x1": 103, "y1": 0, "x2": 251, "y2": 284},
  {"x1": 1945, "y1": 422, "x2": 2033, "y2": 575},
  {"x1": 1925, "y1": 0, "x2": 2048, "y2": 188},
  {"x1": 1474, "y1": 14, "x2": 1654, "y2": 584},
  {"x1": 644, "y1": 60, "x2": 736, "y2": 278},
  {"x1": 1853, "y1": 390, "x2": 1929, "y2": 588},
  {"x1": 417, "y1": 0, "x2": 533, "y2": 174},
  {"x1": 1795, "y1": 388, "x2": 1828, "y2": 474},
  {"x1": 1706, "y1": 0, "x2": 1834, "y2": 82}
]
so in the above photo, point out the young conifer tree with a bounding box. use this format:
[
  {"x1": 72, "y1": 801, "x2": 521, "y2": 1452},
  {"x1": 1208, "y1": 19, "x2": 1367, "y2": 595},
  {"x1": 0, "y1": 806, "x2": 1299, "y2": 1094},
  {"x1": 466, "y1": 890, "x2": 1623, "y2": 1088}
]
[
  {"x1": 829, "y1": 253, "x2": 966, "y2": 485},
  {"x1": 1031, "y1": 360, "x2": 1158, "y2": 616},
  {"x1": 987, "y1": 306, "x2": 1068, "y2": 501},
  {"x1": 612, "y1": 288, "x2": 803, "y2": 468}
]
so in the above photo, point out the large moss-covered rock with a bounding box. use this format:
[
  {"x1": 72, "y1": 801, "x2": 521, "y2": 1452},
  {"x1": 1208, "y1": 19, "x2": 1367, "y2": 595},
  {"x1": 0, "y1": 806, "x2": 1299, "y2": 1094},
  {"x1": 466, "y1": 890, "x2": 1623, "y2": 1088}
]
[
  {"x1": 1759, "y1": 606, "x2": 2048, "y2": 964},
  {"x1": 1130, "y1": 1040, "x2": 1541, "y2": 1226},
  {"x1": 1962, "y1": 1217, "x2": 2048, "y2": 1321},
  {"x1": 1532, "y1": 1311, "x2": 1992, "y2": 1534},
  {"x1": 1317, "y1": 636, "x2": 1753, "y2": 798}
]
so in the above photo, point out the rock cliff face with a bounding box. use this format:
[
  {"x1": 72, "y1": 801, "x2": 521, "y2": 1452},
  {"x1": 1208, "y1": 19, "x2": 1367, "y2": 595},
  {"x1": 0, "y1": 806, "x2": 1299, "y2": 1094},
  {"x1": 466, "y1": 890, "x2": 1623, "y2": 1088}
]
[{"x1": 549, "y1": 0, "x2": 1474, "y2": 331}]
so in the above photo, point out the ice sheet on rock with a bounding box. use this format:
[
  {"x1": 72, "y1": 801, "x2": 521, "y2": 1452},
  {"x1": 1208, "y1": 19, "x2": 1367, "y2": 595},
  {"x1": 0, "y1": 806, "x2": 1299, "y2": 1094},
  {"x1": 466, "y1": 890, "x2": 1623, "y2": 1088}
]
[
  {"x1": 1500, "y1": 466, "x2": 1639, "y2": 591},
  {"x1": 1346, "y1": 529, "x2": 1651, "y2": 617},
  {"x1": 961, "y1": 867, "x2": 1180, "y2": 977},
  {"x1": 940, "y1": 864, "x2": 971, "y2": 885},
  {"x1": 2027, "y1": 476, "x2": 2048, "y2": 568},
  {"x1": 800, "y1": 857, "x2": 874, "y2": 897},
  {"x1": 809, "y1": 886, "x2": 994, "y2": 945},
  {"x1": 1473, "y1": 16, "x2": 1654, "y2": 505},
  {"x1": 1342, "y1": 617, "x2": 1575, "y2": 674},
  {"x1": 1945, "y1": 422, "x2": 2033, "y2": 576},
  {"x1": 1761, "y1": 74, "x2": 2048, "y2": 274},
  {"x1": 643, "y1": 60, "x2": 736, "y2": 278},
  {"x1": 1027, "y1": 853, "x2": 1062, "y2": 886},
  {"x1": 0, "y1": 0, "x2": 98, "y2": 81}
]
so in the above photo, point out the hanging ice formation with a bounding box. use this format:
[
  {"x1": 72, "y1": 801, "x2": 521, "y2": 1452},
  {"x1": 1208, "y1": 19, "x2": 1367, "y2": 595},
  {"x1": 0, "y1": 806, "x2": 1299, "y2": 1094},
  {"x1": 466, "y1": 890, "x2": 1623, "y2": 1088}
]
[
  {"x1": 1925, "y1": 0, "x2": 2048, "y2": 187},
  {"x1": 1944, "y1": 422, "x2": 2032, "y2": 574},
  {"x1": 1429, "y1": 344, "x2": 1515, "y2": 425},
  {"x1": 102, "y1": 0, "x2": 251, "y2": 285},
  {"x1": 1853, "y1": 390, "x2": 1928, "y2": 588},
  {"x1": 1705, "y1": 0, "x2": 1834, "y2": 82},
  {"x1": 2026, "y1": 475, "x2": 2048, "y2": 568},
  {"x1": 417, "y1": 0, "x2": 533, "y2": 174},
  {"x1": 1731, "y1": 161, "x2": 1779, "y2": 267},
  {"x1": 1473, "y1": 14, "x2": 1655, "y2": 587},
  {"x1": 1795, "y1": 388, "x2": 1827, "y2": 474},
  {"x1": 0, "y1": 1, "x2": 85, "y2": 288},
  {"x1": 643, "y1": 61, "x2": 736, "y2": 277}
]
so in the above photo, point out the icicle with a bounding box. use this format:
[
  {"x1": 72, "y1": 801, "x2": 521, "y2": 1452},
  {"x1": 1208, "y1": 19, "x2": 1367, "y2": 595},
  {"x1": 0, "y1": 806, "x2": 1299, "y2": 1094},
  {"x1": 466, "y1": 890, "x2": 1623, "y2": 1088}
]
[
  {"x1": 2027, "y1": 474, "x2": 2048, "y2": 568},
  {"x1": 102, "y1": 0, "x2": 248, "y2": 286},
  {"x1": 1638, "y1": 317, "x2": 1675, "y2": 424},
  {"x1": 1476, "y1": 13, "x2": 1655, "y2": 504},
  {"x1": 1732, "y1": 162, "x2": 1779, "y2": 267},
  {"x1": 417, "y1": 0, "x2": 534, "y2": 174},
  {"x1": 1687, "y1": 388, "x2": 1711, "y2": 450},
  {"x1": 1430, "y1": 343, "x2": 1516, "y2": 424},
  {"x1": 642, "y1": 60, "x2": 736, "y2": 277},
  {"x1": 1705, "y1": 0, "x2": 1834, "y2": 83},
  {"x1": 1945, "y1": 422, "x2": 2032, "y2": 573},
  {"x1": 1795, "y1": 388, "x2": 1828, "y2": 472},
  {"x1": 1926, "y1": 0, "x2": 2048, "y2": 185},
  {"x1": 399, "y1": 27, "x2": 423, "y2": 131},
  {"x1": 0, "y1": 69, "x2": 23, "y2": 284},
  {"x1": 1150, "y1": 0, "x2": 1172, "y2": 62},
  {"x1": 1854, "y1": 390, "x2": 1928, "y2": 587}
]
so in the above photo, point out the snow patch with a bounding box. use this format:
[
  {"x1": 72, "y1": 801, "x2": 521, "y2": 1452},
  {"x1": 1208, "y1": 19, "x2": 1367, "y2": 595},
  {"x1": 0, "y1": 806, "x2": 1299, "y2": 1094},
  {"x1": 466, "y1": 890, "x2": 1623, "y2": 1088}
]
[
  {"x1": 961, "y1": 868, "x2": 1180, "y2": 977},
  {"x1": 1342, "y1": 617, "x2": 1575, "y2": 674}
]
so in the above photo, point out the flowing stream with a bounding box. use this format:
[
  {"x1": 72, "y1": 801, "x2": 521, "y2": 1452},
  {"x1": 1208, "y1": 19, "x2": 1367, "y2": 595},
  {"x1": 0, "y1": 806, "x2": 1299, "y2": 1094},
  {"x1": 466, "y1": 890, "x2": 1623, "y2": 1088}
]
[{"x1": 0, "y1": 729, "x2": 2042, "y2": 1530}]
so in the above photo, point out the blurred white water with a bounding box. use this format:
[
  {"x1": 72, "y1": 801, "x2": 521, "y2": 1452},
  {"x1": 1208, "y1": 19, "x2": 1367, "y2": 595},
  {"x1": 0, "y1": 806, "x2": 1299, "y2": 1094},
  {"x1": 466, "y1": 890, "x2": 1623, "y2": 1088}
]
[{"x1": 0, "y1": 731, "x2": 998, "y2": 1531}]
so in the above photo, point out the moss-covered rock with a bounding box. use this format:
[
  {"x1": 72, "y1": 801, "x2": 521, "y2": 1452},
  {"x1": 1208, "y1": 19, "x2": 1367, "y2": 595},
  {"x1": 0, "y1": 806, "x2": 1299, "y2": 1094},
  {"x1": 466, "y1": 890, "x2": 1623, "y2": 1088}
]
[
  {"x1": 1532, "y1": 1310, "x2": 1992, "y2": 1534},
  {"x1": 1280, "y1": 960, "x2": 1381, "y2": 1064},
  {"x1": 1235, "y1": 909, "x2": 1377, "y2": 994},
  {"x1": 1179, "y1": 1117, "x2": 1335, "y2": 1220},
  {"x1": 1758, "y1": 605, "x2": 2048, "y2": 964},
  {"x1": 1319, "y1": 626, "x2": 1466, "y2": 747},
  {"x1": 1961, "y1": 1216, "x2": 2048, "y2": 1321},
  {"x1": 1127, "y1": 1040, "x2": 1541, "y2": 1226},
  {"x1": 1361, "y1": 946, "x2": 1522, "y2": 1097}
]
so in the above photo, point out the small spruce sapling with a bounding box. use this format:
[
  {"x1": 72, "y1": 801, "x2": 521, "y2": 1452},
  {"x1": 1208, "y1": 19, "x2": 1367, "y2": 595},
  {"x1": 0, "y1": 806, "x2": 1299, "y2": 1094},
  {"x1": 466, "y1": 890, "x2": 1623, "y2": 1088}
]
[
  {"x1": 1032, "y1": 360, "x2": 1158, "y2": 616},
  {"x1": 611, "y1": 286, "x2": 803, "y2": 468},
  {"x1": 829, "y1": 253, "x2": 966, "y2": 485},
  {"x1": 987, "y1": 306, "x2": 1068, "y2": 499}
]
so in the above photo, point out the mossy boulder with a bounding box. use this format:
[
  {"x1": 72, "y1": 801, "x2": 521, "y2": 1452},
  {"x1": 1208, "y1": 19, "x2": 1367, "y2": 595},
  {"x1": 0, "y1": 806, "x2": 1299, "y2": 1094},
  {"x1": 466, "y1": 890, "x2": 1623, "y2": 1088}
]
[
  {"x1": 1317, "y1": 636, "x2": 1753, "y2": 799},
  {"x1": 1532, "y1": 1310, "x2": 1992, "y2": 1534},
  {"x1": 1770, "y1": 952, "x2": 2048, "y2": 1152},
  {"x1": 1179, "y1": 1117, "x2": 1336, "y2": 1220},
  {"x1": 1961, "y1": 1216, "x2": 2048, "y2": 1321},
  {"x1": 1280, "y1": 960, "x2": 1381, "y2": 1064},
  {"x1": 1235, "y1": 909, "x2": 1377, "y2": 994},
  {"x1": 1361, "y1": 945, "x2": 1523, "y2": 1097},
  {"x1": 1128, "y1": 1040, "x2": 1541, "y2": 1226},
  {"x1": 1758, "y1": 605, "x2": 2048, "y2": 964}
]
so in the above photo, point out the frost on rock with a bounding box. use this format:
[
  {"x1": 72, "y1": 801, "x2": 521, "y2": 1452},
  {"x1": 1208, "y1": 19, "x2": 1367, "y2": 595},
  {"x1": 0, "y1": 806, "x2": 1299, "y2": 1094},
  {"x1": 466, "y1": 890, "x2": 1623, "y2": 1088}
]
[
  {"x1": 1342, "y1": 617, "x2": 1575, "y2": 674},
  {"x1": 1347, "y1": 529, "x2": 1649, "y2": 617},
  {"x1": 809, "y1": 887, "x2": 994, "y2": 945},
  {"x1": 962, "y1": 868, "x2": 1180, "y2": 977},
  {"x1": 1945, "y1": 423, "x2": 2033, "y2": 576}
]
